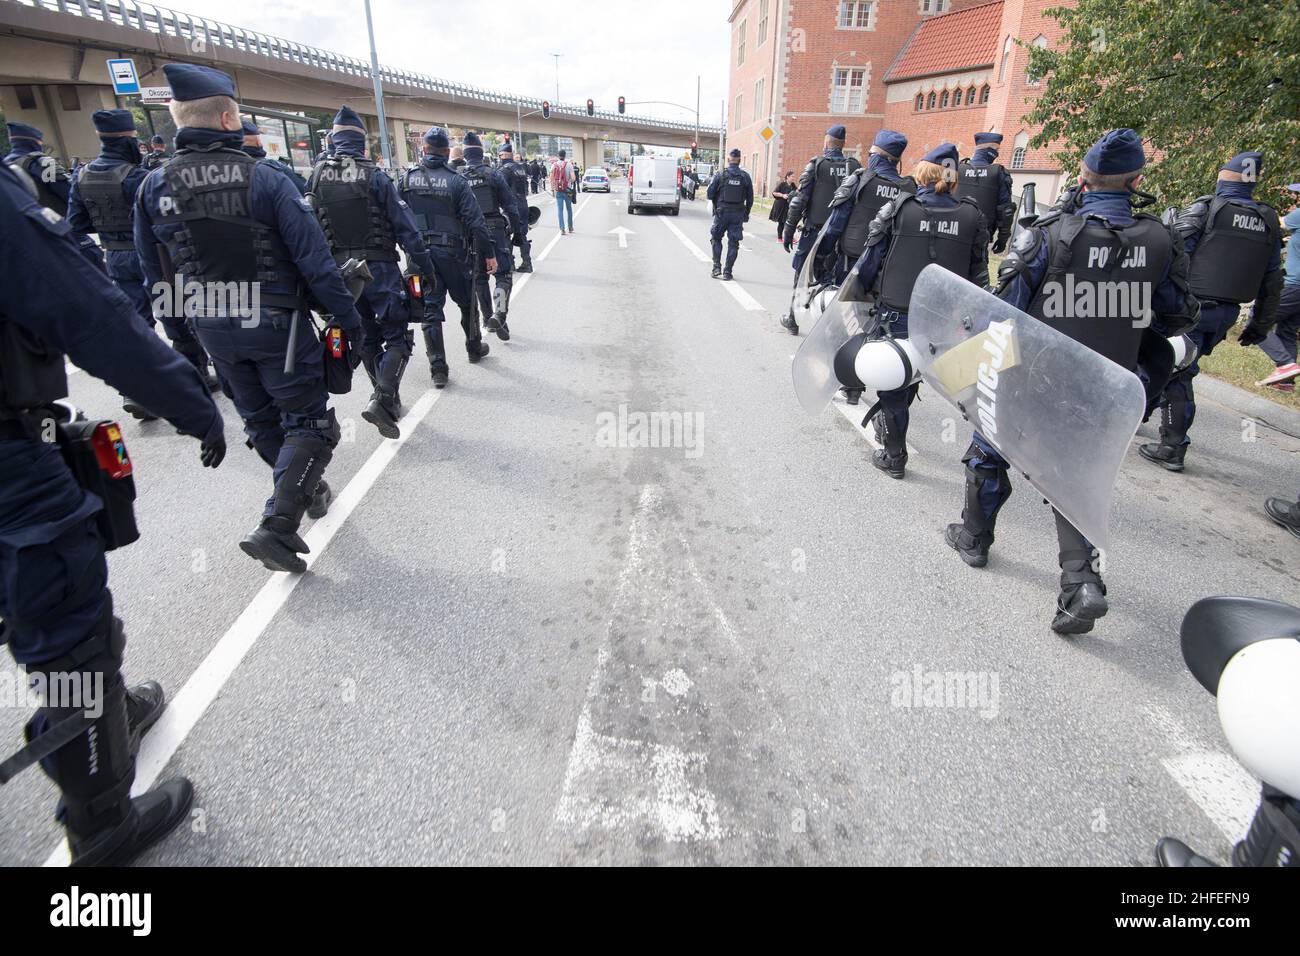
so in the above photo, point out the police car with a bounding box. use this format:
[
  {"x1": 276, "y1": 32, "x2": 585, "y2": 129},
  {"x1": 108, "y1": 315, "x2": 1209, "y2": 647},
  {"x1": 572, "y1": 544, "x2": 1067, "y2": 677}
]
[{"x1": 581, "y1": 168, "x2": 610, "y2": 192}]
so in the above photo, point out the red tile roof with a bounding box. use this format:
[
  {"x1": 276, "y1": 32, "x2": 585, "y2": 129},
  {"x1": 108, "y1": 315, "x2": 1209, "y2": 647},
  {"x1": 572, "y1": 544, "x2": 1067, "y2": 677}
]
[{"x1": 884, "y1": 1, "x2": 1004, "y2": 84}]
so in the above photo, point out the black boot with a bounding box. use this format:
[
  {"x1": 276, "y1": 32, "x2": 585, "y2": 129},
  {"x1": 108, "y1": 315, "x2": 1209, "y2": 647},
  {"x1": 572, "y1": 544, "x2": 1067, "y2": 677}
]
[
  {"x1": 1232, "y1": 786, "x2": 1300, "y2": 867},
  {"x1": 485, "y1": 313, "x2": 504, "y2": 337},
  {"x1": 1263, "y1": 496, "x2": 1300, "y2": 539},
  {"x1": 307, "y1": 480, "x2": 332, "y2": 519},
  {"x1": 431, "y1": 365, "x2": 449, "y2": 388},
  {"x1": 423, "y1": 321, "x2": 449, "y2": 386},
  {"x1": 1139, "y1": 441, "x2": 1186, "y2": 472},
  {"x1": 362, "y1": 348, "x2": 407, "y2": 440},
  {"x1": 467, "y1": 340, "x2": 490, "y2": 363},
  {"x1": 945, "y1": 523, "x2": 990, "y2": 568},
  {"x1": 516, "y1": 260, "x2": 533, "y2": 274},
  {"x1": 19, "y1": 600, "x2": 194, "y2": 867},
  {"x1": 1051, "y1": 512, "x2": 1107, "y2": 635},
  {"x1": 495, "y1": 315, "x2": 511, "y2": 342},
  {"x1": 711, "y1": 264, "x2": 722, "y2": 279},
  {"x1": 780, "y1": 312, "x2": 800, "y2": 335},
  {"x1": 946, "y1": 445, "x2": 1011, "y2": 568},
  {"x1": 240, "y1": 432, "x2": 333, "y2": 574},
  {"x1": 723, "y1": 245, "x2": 737, "y2": 280},
  {"x1": 125, "y1": 681, "x2": 165, "y2": 756},
  {"x1": 721, "y1": 269, "x2": 733, "y2": 281},
  {"x1": 869, "y1": 401, "x2": 908, "y2": 479},
  {"x1": 1155, "y1": 838, "x2": 1217, "y2": 867}
]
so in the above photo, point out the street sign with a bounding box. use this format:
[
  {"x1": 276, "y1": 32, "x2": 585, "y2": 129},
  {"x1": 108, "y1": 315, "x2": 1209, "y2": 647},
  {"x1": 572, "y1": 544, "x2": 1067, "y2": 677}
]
[
  {"x1": 758, "y1": 124, "x2": 776, "y2": 144},
  {"x1": 140, "y1": 86, "x2": 172, "y2": 104},
  {"x1": 106, "y1": 58, "x2": 140, "y2": 95}
]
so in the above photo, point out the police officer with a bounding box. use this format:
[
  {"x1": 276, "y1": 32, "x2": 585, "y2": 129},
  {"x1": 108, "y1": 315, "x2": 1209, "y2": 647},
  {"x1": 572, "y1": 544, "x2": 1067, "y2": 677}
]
[
  {"x1": 459, "y1": 132, "x2": 523, "y2": 340},
  {"x1": 706, "y1": 148, "x2": 753, "y2": 280},
  {"x1": 135, "y1": 64, "x2": 366, "y2": 574},
  {"x1": 5, "y1": 121, "x2": 101, "y2": 265},
  {"x1": 498, "y1": 143, "x2": 534, "y2": 273},
  {"x1": 957, "y1": 132, "x2": 1015, "y2": 254},
  {"x1": 307, "y1": 106, "x2": 435, "y2": 439},
  {"x1": 142, "y1": 134, "x2": 170, "y2": 170},
  {"x1": 277, "y1": 156, "x2": 310, "y2": 195},
  {"x1": 66, "y1": 109, "x2": 220, "y2": 417},
  {"x1": 1139, "y1": 151, "x2": 1284, "y2": 471},
  {"x1": 823, "y1": 129, "x2": 916, "y2": 285},
  {"x1": 845, "y1": 143, "x2": 989, "y2": 478},
  {"x1": 399, "y1": 126, "x2": 496, "y2": 388},
  {"x1": 529, "y1": 157, "x2": 542, "y2": 194},
  {"x1": 944, "y1": 129, "x2": 1199, "y2": 635},
  {"x1": 0, "y1": 157, "x2": 225, "y2": 865},
  {"x1": 780, "y1": 125, "x2": 860, "y2": 332},
  {"x1": 239, "y1": 118, "x2": 308, "y2": 198}
]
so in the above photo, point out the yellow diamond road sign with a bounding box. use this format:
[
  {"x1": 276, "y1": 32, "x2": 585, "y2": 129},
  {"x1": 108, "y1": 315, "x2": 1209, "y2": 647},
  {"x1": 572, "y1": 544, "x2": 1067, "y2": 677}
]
[{"x1": 759, "y1": 125, "x2": 776, "y2": 143}]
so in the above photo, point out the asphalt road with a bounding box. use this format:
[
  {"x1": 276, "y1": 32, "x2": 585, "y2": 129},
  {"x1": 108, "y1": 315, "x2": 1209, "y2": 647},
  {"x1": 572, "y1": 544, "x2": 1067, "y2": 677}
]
[{"x1": 2, "y1": 183, "x2": 1297, "y2": 866}]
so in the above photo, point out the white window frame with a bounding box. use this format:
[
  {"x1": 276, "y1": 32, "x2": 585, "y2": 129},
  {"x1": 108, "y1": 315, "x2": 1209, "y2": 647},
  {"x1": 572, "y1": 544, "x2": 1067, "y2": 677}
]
[
  {"x1": 737, "y1": 19, "x2": 747, "y2": 66},
  {"x1": 754, "y1": 77, "x2": 765, "y2": 123},
  {"x1": 998, "y1": 35, "x2": 1014, "y2": 83},
  {"x1": 758, "y1": 0, "x2": 770, "y2": 45},
  {"x1": 837, "y1": 0, "x2": 876, "y2": 30},
  {"x1": 919, "y1": 0, "x2": 948, "y2": 13},
  {"x1": 735, "y1": 93, "x2": 744, "y2": 129},
  {"x1": 830, "y1": 66, "x2": 868, "y2": 114}
]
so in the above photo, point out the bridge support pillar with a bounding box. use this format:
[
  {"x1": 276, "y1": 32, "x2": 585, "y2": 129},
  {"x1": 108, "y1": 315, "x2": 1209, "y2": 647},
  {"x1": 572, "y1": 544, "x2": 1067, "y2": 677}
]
[{"x1": 580, "y1": 136, "x2": 602, "y2": 170}]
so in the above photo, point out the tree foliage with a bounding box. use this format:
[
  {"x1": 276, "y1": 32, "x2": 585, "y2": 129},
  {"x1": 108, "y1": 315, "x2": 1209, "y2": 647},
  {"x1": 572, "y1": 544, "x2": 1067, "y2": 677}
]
[{"x1": 1025, "y1": 0, "x2": 1299, "y2": 207}]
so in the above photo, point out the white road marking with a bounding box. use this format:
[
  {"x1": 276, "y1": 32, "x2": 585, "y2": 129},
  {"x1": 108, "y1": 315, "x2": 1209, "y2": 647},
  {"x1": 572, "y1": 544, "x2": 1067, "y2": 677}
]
[
  {"x1": 608, "y1": 226, "x2": 634, "y2": 248},
  {"x1": 554, "y1": 484, "x2": 725, "y2": 843},
  {"x1": 511, "y1": 196, "x2": 590, "y2": 298},
  {"x1": 1143, "y1": 702, "x2": 1259, "y2": 844},
  {"x1": 44, "y1": 389, "x2": 442, "y2": 867},
  {"x1": 658, "y1": 217, "x2": 765, "y2": 312}
]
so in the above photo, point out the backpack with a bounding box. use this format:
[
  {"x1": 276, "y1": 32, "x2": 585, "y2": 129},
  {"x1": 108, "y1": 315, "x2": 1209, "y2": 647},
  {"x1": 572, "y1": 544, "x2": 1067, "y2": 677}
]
[{"x1": 550, "y1": 160, "x2": 570, "y2": 192}]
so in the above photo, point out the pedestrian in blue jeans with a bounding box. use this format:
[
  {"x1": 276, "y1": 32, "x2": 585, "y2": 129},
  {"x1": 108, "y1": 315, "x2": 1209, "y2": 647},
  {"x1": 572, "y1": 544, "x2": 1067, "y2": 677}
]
[{"x1": 553, "y1": 149, "x2": 575, "y2": 234}]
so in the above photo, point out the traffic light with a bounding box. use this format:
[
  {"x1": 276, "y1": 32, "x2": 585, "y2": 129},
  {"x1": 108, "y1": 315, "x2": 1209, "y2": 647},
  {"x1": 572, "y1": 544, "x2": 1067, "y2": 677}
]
[
  {"x1": 690, "y1": 141, "x2": 698, "y2": 160},
  {"x1": 586, "y1": 98, "x2": 594, "y2": 117},
  {"x1": 617, "y1": 96, "x2": 625, "y2": 115}
]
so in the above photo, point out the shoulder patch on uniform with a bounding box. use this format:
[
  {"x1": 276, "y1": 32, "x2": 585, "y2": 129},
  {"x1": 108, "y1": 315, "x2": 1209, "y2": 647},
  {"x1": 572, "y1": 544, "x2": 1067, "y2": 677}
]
[{"x1": 297, "y1": 197, "x2": 313, "y2": 212}]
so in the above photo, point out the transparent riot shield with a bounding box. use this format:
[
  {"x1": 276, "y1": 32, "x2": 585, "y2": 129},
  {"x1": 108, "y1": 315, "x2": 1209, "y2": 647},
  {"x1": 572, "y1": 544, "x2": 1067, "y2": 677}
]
[{"x1": 907, "y1": 264, "x2": 1145, "y2": 551}]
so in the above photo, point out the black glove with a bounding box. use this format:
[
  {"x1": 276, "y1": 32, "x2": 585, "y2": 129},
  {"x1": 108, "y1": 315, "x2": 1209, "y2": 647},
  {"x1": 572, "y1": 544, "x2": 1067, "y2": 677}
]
[
  {"x1": 1238, "y1": 321, "x2": 1272, "y2": 348},
  {"x1": 782, "y1": 234, "x2": 793, "y2": 253},
  {"x1": 200, "y1": 436, "x2": 226, "y2": 469},
  {"x1": 991, "y1": 235, "x2": 1008, "y2": 255}
]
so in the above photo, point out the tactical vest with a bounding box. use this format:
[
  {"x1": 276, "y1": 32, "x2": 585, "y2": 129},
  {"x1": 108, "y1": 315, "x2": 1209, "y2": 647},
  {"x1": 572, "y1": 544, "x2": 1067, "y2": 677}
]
[
  {"x1": 877, "y1": 196, "x2": 983, "y2": 313},
  {"x1": 718, "y1": 167, "x2": 746, "y2": 206},
  {"x1": 401, "y1": 163, "x2": 465, "y2": 244},
  {"x1": 957, "y1": 161, "x2": 1003, "y2": 229},
  {"x1": 75, "y1": 163, "x2": 136, "y2": 250},
  {"x1": 842, "y1": 173, "x2": 916, "y2": 259},
  {"x1": 502, "y1": 161, "x2": 530, "y2": 201},
  {"x1": 308, "y1": 156, "x2": 397, "y2": 263},
  {"x1": 1025, "y1": 212, "x2": 1172, "y2": 369},
  {"x1": 21, "y1": 153, "x2": 69, "y2": 217},
  {"x1": 808, "y1": 155, "x2": 857, "y2": 228},
  {"x1": 1186, "y1": 197, "x2": 1278, "y2": 304},
  {"x1": 461, "y1": 163, "x2": 504, "y2": 224},
  {"x1": 153, "y1": 148, "x2": 304, "y2": 310}
]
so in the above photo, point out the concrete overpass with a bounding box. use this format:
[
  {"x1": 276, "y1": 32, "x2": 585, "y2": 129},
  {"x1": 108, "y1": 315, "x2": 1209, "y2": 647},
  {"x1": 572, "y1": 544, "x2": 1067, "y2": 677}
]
[{"x1": 0, "y1": 0, "x2": 721, "y2": 167}]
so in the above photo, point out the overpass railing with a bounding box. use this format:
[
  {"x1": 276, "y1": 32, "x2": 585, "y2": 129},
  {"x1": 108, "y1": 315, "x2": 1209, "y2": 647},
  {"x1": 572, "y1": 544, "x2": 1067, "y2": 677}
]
[{"x1": 6, "y1": 0, "x2": 719, "y2": 135}]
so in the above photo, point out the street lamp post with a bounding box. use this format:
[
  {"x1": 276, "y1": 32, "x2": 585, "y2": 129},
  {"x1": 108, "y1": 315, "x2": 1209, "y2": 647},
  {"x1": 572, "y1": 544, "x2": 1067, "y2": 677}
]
[
  {"x1": 551, "y1": 53, "x2": 562, "y2": 105},
  {"x1": 364, "y1": 0, "x2": 392, "y2": 168}
]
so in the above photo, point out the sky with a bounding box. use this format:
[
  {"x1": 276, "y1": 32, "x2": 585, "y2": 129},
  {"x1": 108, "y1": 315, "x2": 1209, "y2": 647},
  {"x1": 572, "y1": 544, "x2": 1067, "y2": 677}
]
[{"x1": 154, "y1": 0, "x2": 732, "y2": 129}]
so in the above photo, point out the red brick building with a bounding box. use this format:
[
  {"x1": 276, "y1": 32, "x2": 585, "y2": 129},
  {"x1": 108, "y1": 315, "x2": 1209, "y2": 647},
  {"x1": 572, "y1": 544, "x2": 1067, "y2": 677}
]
[{"x1": 727, "y1": 0, "x2": 1070, "y2": 201}]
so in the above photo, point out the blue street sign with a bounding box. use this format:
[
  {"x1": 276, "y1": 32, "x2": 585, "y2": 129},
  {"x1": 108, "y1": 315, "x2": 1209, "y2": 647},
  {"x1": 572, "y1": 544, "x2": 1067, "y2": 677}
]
[{"x1": 106, "y1": 58, "x2": 140, "y2": 95}]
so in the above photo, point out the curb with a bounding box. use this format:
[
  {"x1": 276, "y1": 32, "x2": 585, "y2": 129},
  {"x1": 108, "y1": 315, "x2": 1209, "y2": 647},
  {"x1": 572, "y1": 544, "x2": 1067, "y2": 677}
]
[{"x1": 1198, "y1": 374, "x2": 1300, "y2": 439}]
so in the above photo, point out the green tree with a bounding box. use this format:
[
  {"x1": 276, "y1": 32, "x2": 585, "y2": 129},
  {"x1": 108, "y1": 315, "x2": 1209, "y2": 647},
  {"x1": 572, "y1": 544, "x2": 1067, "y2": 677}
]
[{"x1": 1026, "y1": 0, "x2": 1299, "y2": 207}]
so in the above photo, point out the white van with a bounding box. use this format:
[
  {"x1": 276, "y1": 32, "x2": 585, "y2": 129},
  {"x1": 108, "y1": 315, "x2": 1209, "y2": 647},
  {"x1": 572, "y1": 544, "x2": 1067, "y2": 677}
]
[{"x1": 627, "y1": 155, "x2": 681, "y2": 215}]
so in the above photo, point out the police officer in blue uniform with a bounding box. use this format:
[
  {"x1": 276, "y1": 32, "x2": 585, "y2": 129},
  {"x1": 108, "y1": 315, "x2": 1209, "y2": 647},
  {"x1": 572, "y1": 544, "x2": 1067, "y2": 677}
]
[
  {"x1": 399, "y1": 126, "x2": 496, "y2": 389},
  {"x1": 5, "y1": 121, "x2": 102, "y2": 265},
  {"x1": 780, "y1": 124, "x2": 860, "y2": 332},
  {"x1": 135, "y1": 64, "x2": 365, "y2": 574},
  {"x1": 1139, "y1": 151, "x2": 1284, "y2": 471},
  {"x1": 822, "y1": 129, "x2": 916, "y2": 286},
  {"x1": 240, "y1": 119, "x2": 308, "y2": 197},
  {"x1": 306, "y1": 107, "x2": 433, "y2": 439},
  {"x1": 0, "y1": 157, "x2": 225, "y2": 865},
  {"x1": 67, "y1": 109, "x2": 221, "y2": 409},
  {"x1": 706, "y1": 148, "x2": 753, "y2": 280},
  {"x1": 142, "y1": 134, "x2": 170, "y2": 171},
  {"x1": 844, "y1": 143, "x2": 990, "y2": 478},
  {"x1": 498, "y1": 143, "x2": 534, "y2": 273},
  {"x1": 957, "y1": 132, "x2": 1015, "y2": 254},
  {"x1": 276, "y1": 157, "x2": 309, "y2": 195},
  {"x1": 460, "y1": 132, "x2": 522, "y2": 341},
  {"x1": 944, "y1": 129, "x2": 1200, "y2": 636}
]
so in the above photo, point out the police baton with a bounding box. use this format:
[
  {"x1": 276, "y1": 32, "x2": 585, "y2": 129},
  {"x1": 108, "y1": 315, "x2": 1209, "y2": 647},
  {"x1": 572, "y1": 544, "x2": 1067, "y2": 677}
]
[{"x1": 284, "y1": 307, "x2": 302, "y2": 375}]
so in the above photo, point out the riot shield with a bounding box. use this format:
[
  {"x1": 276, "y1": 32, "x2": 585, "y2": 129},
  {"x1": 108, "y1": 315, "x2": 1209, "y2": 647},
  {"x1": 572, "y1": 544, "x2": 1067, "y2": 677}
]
[
  {"x1": 791, "y1": 288, "x2": 875, "y2": 415},
  {"x1": 908, "y1": 264, "x2": 1145, "y2": 551}
]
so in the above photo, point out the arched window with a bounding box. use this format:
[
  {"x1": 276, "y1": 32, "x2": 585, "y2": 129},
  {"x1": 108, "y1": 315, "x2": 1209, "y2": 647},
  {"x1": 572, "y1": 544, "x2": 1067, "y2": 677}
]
[
  {"x1": 979, "y1": 84, "x2": 990, "y2": 104},
  {"x1": 998, "y1": 35, "x2": 1013, "y2": 83},
  {"x1": 966, "y1": 86, "x2": 977, "y2": 105},
  {"x1": 1011, "y1": 131, "x2": 1029, "y2": 169},
  {"x1": 915, "y1": 93, "x2": 924, "y2": 111},
  {"x1": 939, "y1": 90, "x2": 949, "y2": 108},
  {"x1": 927, "y1": 91, "x2": 937, "y2": 109},
  {"x1": 1026, "y1": 35, "x2": 1048, "y2": 86}
]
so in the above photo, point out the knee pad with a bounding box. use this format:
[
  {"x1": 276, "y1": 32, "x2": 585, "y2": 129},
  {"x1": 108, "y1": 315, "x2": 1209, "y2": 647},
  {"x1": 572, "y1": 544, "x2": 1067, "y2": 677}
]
[{"x1": 242, "y1": 407, "x2": 284, "y2": 467}]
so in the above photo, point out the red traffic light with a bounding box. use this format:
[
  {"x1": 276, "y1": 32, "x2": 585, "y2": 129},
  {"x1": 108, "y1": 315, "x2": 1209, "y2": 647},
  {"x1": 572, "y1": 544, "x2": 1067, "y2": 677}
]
[
  {"x1": 586, "y1": 98, "x2": 594, "y2": 116},
  {"x1": 541, "y1": 100, "x2": 551, "y2": 119},
  {"x1": 617, "y1": 96, "x2": 625, "y2": 114}
]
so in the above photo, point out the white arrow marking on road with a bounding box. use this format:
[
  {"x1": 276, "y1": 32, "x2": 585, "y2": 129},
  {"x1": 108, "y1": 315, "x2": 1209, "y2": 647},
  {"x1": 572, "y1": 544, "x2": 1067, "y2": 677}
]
[{"x1": 608, "y1": 226, "x2": 635, "y2": 249}]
